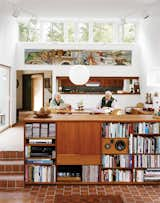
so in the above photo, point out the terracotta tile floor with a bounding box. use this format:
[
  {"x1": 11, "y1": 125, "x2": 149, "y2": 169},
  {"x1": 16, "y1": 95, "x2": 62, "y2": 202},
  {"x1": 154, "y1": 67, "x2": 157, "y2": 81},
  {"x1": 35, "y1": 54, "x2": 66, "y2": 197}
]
[{"x1": 0, "y1": 185, "x2": 160, "y2": 203}]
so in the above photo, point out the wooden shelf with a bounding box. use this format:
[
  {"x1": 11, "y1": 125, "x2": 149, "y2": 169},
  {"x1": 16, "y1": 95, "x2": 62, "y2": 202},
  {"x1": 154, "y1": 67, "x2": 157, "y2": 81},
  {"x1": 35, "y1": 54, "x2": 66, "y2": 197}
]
[
  {"x1": 133, "y1": 133, "x2": 160, "y2": 136},
  {"x1": 132, "y1": 153, "x2": 160, "y2": 155},
  {"x1": 25, "y1": 181, "x2": 160, "y2": 185},
  {"x1": 26, "y1": 137, "x2": 55, "y2": 139},
  {"x1": 57, "y1": 177, "x2": 81, "y2": 182},
  {"x1": 25, "y1": 163, "x2": 54, "y2": 166},
  {"x1": 25, "y1": 144, "x2": 55, "y2": 146},
  {"x1": 102, "y1": 168, "x2": 132, "y2": 170}
]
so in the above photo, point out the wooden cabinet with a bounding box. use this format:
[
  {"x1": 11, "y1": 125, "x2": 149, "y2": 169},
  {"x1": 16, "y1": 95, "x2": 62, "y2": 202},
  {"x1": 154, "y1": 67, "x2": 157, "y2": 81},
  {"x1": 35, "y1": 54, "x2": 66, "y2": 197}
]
[
  {"x1": 56, "y1": 121, "x2": 101, "y2": 165},
  {"x1": 57, "y1": 76, "x2": 140, "y2": 94},
  {"x1": 24, "y1": 115, "x2": 160, "y2": 185}
]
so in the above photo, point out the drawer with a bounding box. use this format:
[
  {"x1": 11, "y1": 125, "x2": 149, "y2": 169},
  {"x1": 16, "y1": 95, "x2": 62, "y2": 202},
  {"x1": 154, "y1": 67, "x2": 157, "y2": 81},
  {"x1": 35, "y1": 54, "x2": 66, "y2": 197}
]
[{"x1": 57, "y1": 154, "x2": 101, "y2": 165}]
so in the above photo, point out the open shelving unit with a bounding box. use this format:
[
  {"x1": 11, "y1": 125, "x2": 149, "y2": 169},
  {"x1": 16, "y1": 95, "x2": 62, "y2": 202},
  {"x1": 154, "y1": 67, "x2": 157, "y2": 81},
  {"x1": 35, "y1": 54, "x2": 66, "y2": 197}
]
[{"x1": 24, "y1": 115, "x2": 160, "y2": 185}]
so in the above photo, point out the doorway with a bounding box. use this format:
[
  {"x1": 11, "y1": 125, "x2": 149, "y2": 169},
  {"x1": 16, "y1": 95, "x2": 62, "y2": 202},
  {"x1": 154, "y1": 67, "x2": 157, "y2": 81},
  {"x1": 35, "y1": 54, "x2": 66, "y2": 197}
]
[
  {"x1": 16, "y1": 70, "x2": 52, "y2": 123},
  {"x1": 23, "y1": 73, "x2": 44, "y2": 111},
  {"x1": 31, "y1": 74, "x2": 43, "y2": 111}
]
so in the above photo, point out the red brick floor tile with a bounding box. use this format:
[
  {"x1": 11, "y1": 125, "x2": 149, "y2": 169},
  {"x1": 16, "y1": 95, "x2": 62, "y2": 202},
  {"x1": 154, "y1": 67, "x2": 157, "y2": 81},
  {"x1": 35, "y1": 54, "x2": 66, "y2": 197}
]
[{"x1": 7, "y1": 181, "x2": 15, "y2": 188}]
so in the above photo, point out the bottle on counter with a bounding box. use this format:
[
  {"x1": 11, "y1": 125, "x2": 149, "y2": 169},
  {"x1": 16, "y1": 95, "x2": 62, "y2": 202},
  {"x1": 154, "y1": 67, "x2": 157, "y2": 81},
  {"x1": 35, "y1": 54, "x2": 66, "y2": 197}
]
[{"x1": 153, "y1": 92, "x2": 160, "y2": 115}]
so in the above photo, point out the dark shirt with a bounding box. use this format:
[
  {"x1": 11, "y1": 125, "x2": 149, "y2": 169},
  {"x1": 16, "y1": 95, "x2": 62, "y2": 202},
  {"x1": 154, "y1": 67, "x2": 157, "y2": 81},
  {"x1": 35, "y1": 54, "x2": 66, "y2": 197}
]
[{"x1": 101, "y1": 96, "x2": 115, "y2": 108}]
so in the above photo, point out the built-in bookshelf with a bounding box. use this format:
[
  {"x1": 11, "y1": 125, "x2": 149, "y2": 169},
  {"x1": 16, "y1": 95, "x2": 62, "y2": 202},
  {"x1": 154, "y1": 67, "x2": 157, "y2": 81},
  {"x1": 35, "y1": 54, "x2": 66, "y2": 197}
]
[
  {"x1": 24, "y1": 116, "x2": 160, "y2": 184},
  {"x1": 101, "y1": 122, "x2": 160, "y2": 183},
  {"x1": 24, "y1": 122, "x2": 56, "y2": 184}
]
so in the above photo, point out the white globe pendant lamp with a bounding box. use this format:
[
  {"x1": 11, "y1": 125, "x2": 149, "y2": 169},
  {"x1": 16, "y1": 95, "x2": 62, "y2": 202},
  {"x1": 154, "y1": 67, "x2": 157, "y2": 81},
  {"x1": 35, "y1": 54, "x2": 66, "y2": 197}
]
[{"x1": 69, "y1": 65, "x2": 90, "y2": 85}]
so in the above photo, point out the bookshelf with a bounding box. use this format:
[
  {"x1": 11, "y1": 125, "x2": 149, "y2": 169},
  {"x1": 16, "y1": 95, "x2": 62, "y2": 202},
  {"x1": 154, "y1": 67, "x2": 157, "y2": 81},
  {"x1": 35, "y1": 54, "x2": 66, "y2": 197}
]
[
  {"x1": 24, "y1": 115, "x2": 160, "y2": 184},
  {"x1": 101, "y1": 121, "x2": 160, "y2": 183},
  {"x1": 24, "y1": 122, "x2": 56, "y2": 184}
]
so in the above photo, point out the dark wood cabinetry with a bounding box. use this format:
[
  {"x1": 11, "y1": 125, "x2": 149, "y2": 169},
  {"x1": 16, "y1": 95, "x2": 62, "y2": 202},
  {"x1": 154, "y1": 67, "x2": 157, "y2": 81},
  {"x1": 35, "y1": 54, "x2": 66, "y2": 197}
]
[
  {"x1": 56, "y1": 121, "x2": 101, "y2": 165},
  {"x1": 24, "y1": 114, "x2": 160, "y2": 185},
  {"x1": 57, "y1": 76, "x2": 140, "y2": 94}
]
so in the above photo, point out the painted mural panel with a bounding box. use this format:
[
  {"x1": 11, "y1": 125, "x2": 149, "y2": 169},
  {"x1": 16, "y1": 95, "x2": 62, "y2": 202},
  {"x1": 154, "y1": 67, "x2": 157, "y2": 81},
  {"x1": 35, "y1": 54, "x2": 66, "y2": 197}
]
[{"x1": 25, "y1": 49, "x2": 132, "y2": 65}]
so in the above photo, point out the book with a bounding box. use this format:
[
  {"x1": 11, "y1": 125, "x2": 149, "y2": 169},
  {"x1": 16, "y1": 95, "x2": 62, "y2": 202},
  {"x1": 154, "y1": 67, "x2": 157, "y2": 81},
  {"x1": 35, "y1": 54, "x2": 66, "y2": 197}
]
[
  {"x1": 32, "y1": 123, "x2": 40, "y2": 138},
  {"x1": 25, "y1": 124, "x2": 33, "y2": 138}
]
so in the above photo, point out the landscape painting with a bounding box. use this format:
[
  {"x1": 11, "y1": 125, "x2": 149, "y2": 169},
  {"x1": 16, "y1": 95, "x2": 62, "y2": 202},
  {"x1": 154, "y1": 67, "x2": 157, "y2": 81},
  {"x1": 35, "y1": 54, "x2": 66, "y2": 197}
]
[{"x1": 25, "y1": 49, "x2": 132, "y2": 66}]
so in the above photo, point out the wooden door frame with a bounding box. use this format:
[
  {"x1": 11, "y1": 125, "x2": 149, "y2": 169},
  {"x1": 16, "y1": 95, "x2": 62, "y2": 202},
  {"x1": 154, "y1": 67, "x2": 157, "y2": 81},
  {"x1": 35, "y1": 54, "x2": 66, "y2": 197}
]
[
  {"x1": 31, "y1": 73, "x2": 44, "y2": 110},
  {"x1": 22, "y1": 73, "x2": 44, "y2": 111}
]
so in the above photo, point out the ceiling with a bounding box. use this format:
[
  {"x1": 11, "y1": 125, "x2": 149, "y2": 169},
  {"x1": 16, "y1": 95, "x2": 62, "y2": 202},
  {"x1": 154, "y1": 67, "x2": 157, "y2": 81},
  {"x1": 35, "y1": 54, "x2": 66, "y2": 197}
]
[{"x1": 5, "y1": 0, "x2": 160, "y2": 19}]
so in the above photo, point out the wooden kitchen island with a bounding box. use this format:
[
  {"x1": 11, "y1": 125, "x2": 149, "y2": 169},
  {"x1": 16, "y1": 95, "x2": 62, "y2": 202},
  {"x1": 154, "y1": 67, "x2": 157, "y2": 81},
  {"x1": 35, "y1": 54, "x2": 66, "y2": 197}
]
[{"x1": 24, "y1": 114, "x2": 160, "y2": 185}]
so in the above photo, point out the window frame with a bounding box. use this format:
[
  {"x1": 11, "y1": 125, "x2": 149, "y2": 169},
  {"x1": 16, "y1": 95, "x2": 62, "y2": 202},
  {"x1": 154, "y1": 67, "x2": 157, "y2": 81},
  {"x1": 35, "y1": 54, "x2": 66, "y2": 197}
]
[{"x1": 17, "y1": 18, "x2": 138, "y2": 44}]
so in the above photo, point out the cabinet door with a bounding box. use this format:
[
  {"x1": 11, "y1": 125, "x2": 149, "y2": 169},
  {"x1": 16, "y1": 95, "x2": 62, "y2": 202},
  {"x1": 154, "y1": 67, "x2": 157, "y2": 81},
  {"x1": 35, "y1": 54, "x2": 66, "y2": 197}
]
[{"x1": 57, "y1": 121, "x2": 101, "y2": 165}]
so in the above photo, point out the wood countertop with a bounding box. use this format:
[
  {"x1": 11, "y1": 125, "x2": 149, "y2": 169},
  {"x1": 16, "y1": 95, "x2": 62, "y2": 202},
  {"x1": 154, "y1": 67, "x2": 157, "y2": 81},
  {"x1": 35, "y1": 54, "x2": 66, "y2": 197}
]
[{"x1": 24, "y1": 114, "x2": 160, "y2": 123}]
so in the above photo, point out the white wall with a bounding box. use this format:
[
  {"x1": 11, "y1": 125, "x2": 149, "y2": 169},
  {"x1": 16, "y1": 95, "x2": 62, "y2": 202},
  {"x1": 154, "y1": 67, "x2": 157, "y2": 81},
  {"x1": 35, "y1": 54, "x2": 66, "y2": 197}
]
[
  {"x1": 0, "y1": 1, "x2": 18, "y2": 125},
  {"x1": 15, "y1": 42, "x2": 143, "y2": 109},
  {"x1": 139, "y1": 18, "x2": 160, "y2": 95},
  {"x1": 0, "y1": 2, "x2": 18, "y2": 66}
]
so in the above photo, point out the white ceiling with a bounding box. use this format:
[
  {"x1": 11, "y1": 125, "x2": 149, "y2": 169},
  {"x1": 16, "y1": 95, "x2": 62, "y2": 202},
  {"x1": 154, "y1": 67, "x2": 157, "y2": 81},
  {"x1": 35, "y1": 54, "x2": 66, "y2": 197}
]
[{"x1": 5, "y1": 0, "x2": 160, "y2": 19}]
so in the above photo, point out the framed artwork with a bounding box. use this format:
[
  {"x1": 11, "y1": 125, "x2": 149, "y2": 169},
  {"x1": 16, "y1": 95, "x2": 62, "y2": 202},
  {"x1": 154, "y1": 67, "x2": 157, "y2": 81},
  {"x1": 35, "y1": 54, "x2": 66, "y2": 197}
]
[{"x1": 25, "y1": 49, "x2": 132, "y2": 66}]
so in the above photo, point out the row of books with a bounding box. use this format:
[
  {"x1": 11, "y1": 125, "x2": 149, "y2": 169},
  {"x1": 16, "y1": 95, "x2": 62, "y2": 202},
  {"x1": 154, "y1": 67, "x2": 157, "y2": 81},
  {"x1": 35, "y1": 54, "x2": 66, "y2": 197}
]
[
  {"x1": 25, "y1": 123, "x2": 56, "y2": 138},
  {"x1": 102, "y1": 155, "x2": 132, "y2": 168},
  {"x1": 82, "y1": 165, "x2": 99, "y2": 182},
  {"x1": 25, "y1": 165, "x2": 56, "y2": 182},
  {"x1": 101, "y1": 169, "x2": 132, "y2": 182},
  {"x1": 26, "y1": 158, "x2": 54, "y2": 164},
  {"x1": 28, "y1": 139, "x2": 53, "y2": 144},
  {"x1": 102, "y1": 122, "x2": 160, "y2": 138},
  {"x1": 129, "y1": 136, "x2": 160, "y2": 154},
  {"x1": 25, "y1": 146, "x2": 56, "y2": 159},
  {"x1": 134, "y1": 155, "x2": 160, "y2": 168},
  {"x1": 135, "y1": 169, "x2": 160, "y2": 182},
  {"x1": 102, "y1": 123, "x2": 131, "y2": 138},
  {"x1": 132, "y1": 123, "x2": 160, "y2": 134}
]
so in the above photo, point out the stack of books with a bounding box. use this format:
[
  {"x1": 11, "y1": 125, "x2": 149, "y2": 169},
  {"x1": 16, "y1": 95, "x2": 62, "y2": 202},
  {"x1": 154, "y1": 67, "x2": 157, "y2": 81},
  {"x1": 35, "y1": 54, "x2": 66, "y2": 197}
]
[
  {"x1": 25, "y1": 123, "x2": 56, "y2": 138},
  {"x1": 102, "y1": 123, "x2": 133, "y2": 138},
  {"x1": 25, "y1": 165, "x2": 56, "y2": 182},
  {"x1": 82, "y1": 165, "x2": 99, "y2": 182},
  {"x1": 49, "y1": 123, "x2": 56, "y2": 138},
  {"x1": 133, "y1": 122, "x2": 160, "y2": 134},
  {"x1": 25, "y1": 124, "x2": 33, "y2": 138},
  {"x1": 32, "y1": 123, "x2": 40, "y2": 138},
  {"x1": 40, "y1": 124, "x2": 48, "y2": 137},
  {"x1": 101, "y1": 169, "x2": 132, "y2": 182},
  {"x1": 26, "y1": 158, "x2": 53, "y2": 164},
  {"x1": 144, "y1": 169, "x2": 160, "y2": 182},
  {"x1": 134, "y1": 155, "x2": 160, "y2": 168},
  {"x1": 132, "y1": 136, "x2": 160, "y2": 154},
  {"x1": 29, "y1": 139, "x2": 52, "y2": 144},
  {"x1": 102, "y1": 155, "x2": 132, "y2": 168}
]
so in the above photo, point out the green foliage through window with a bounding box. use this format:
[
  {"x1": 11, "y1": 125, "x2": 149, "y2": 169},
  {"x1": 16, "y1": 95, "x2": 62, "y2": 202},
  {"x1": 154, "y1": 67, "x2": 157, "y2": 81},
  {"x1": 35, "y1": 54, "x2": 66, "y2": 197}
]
[
  {"x1": 78, "y1": 23, "x2": 89, "y2": 42},
  {"x1": 93, "y1": 23, "x2": 113, "y2": 43},
  {"x1": 19, "y1": 21, "x2": 40, "y2": 42},
  {"x1": 18, "y1": 20, "x2": 136, "y2": 43},
  {"x1": 47, "y1": 22, "x2": 64, "y2": 42},
  {"x1": 67, "y1": 23, "x2": 75, "y2": 42},
  {"x1": 123, "y1": 23, "x2": 136, "y2": 43}
]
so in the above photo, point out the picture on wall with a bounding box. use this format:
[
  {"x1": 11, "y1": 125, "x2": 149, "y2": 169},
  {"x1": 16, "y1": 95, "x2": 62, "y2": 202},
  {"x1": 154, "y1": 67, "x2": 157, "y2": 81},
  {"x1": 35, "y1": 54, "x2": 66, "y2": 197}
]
[{"x1": 25, "y1": 49, "x2": 132, "y2": 66}]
